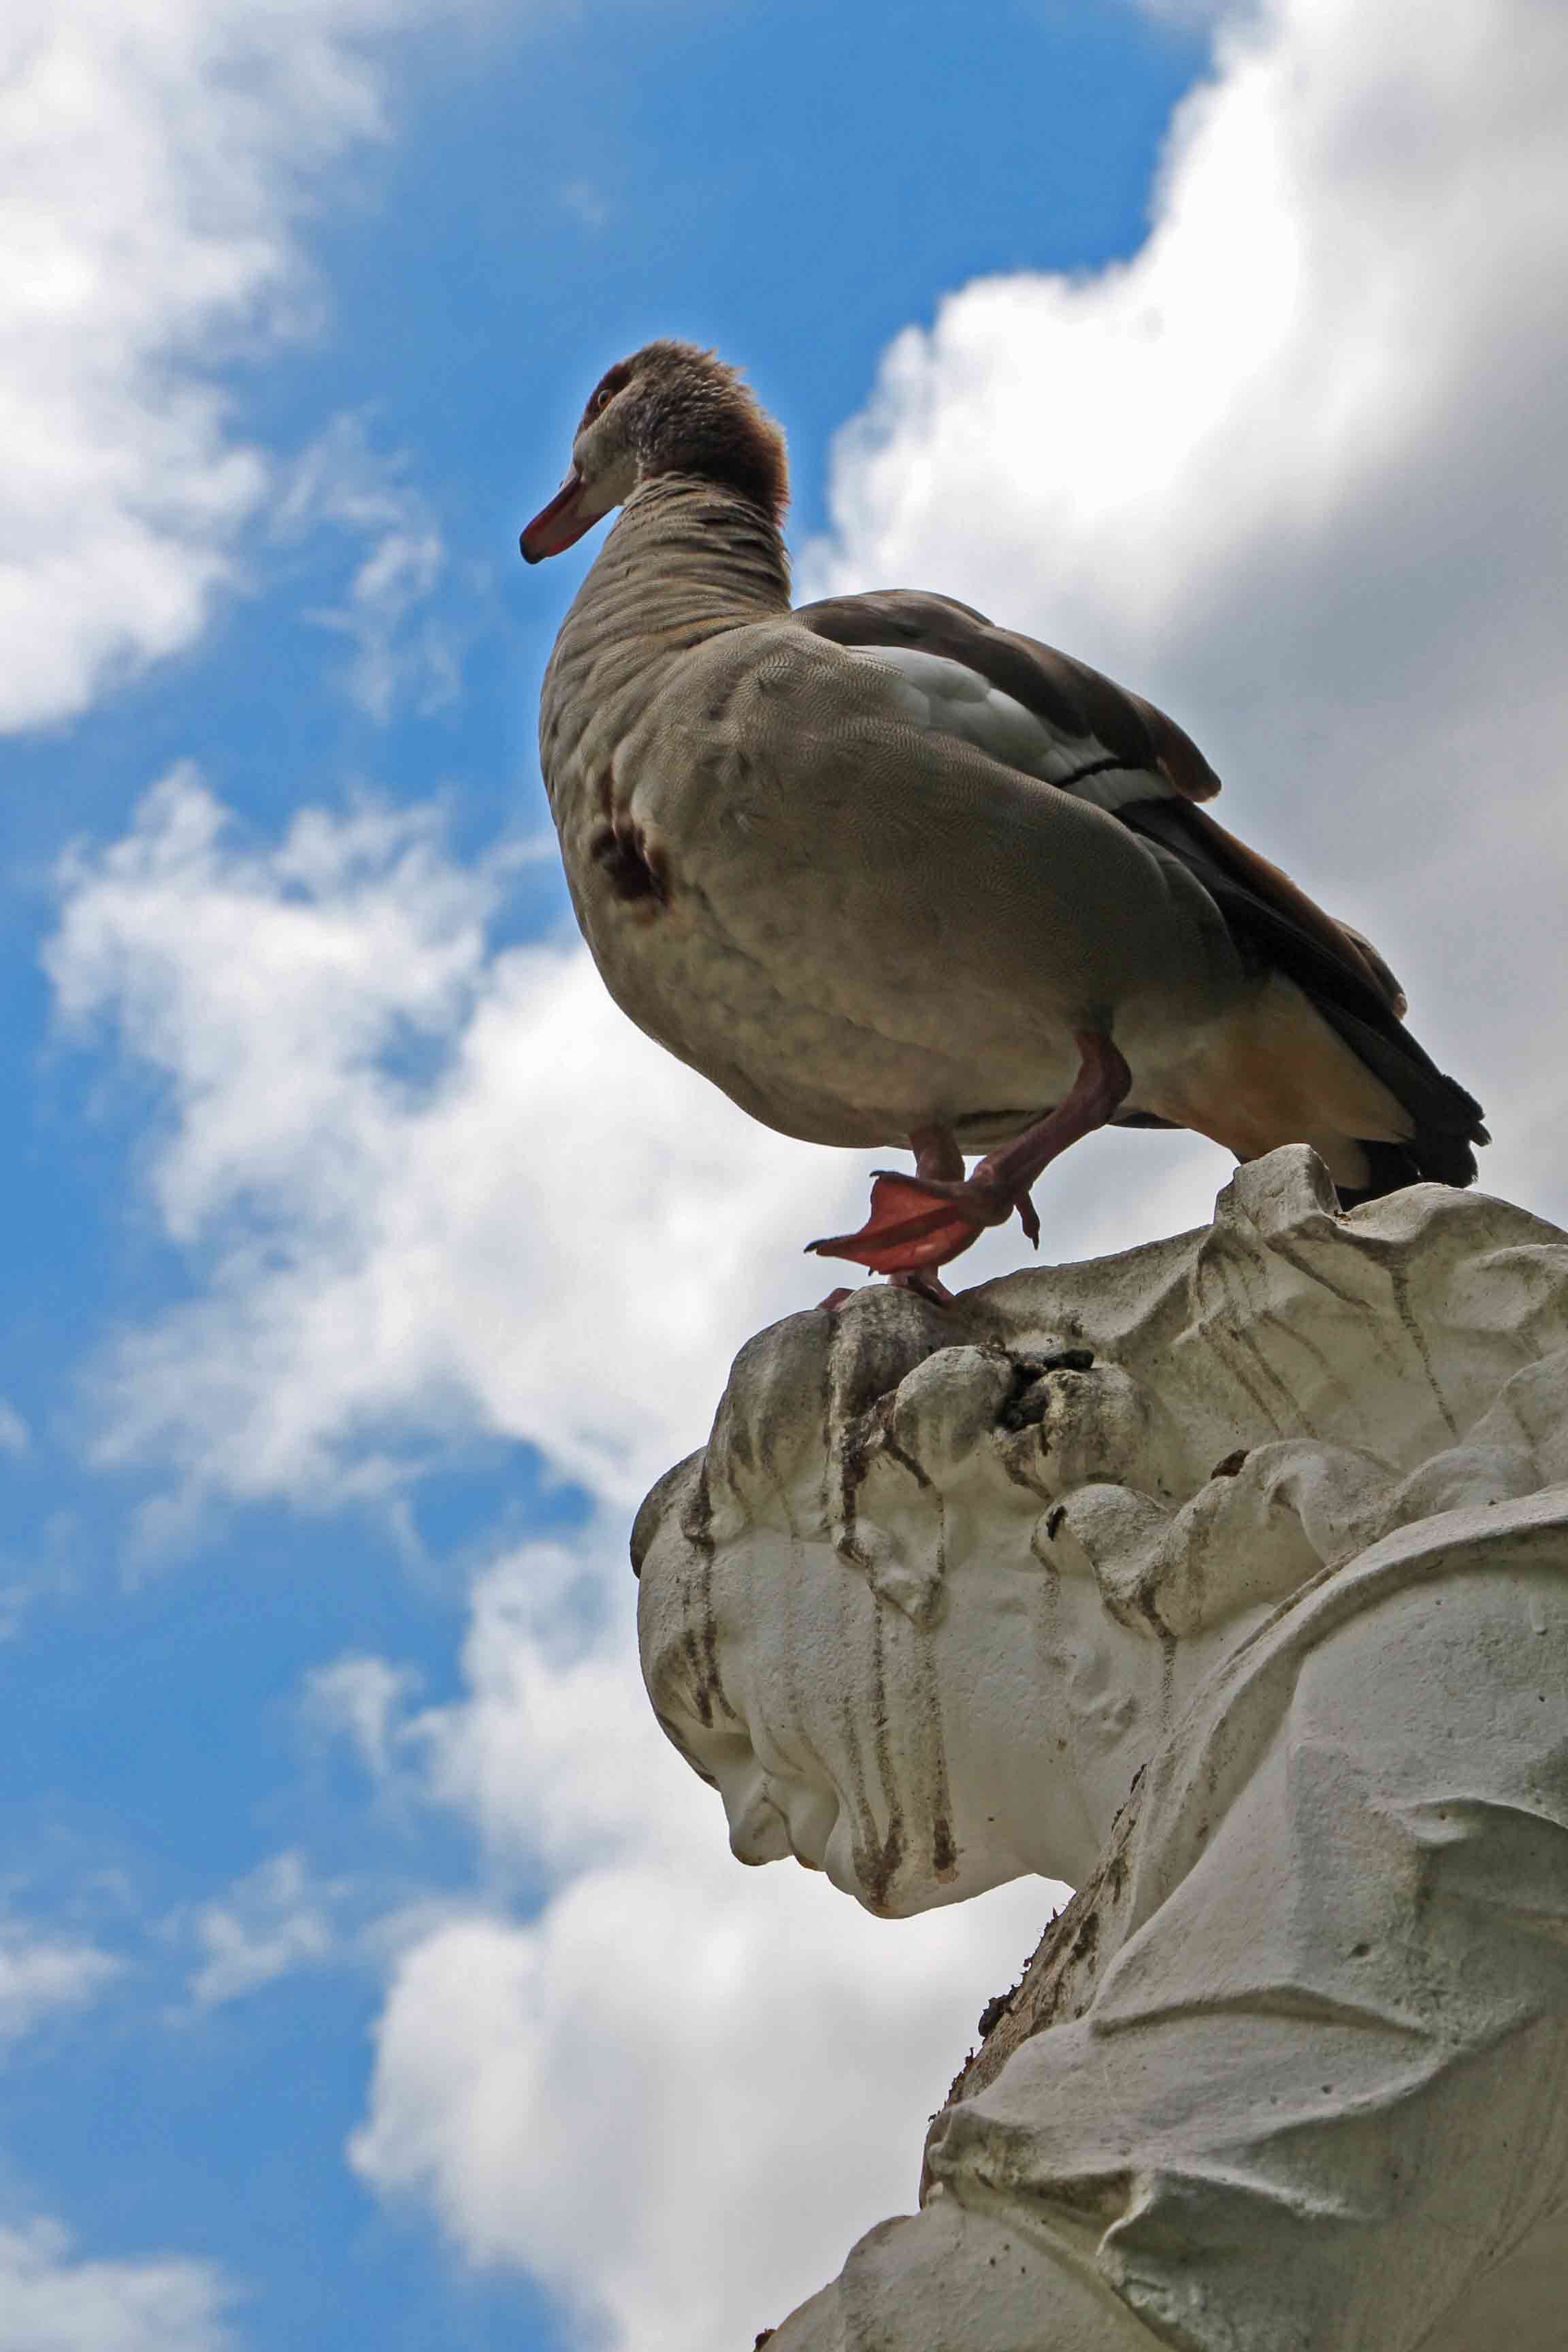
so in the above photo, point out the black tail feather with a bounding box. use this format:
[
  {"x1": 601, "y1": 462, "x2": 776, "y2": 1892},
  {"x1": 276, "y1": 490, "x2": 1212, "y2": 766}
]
[
  {"x1": 1116, "y1": 796, "x2": 1488, "y2": 1194},
  {"x1": 1311, "y1": 999, "x2": 1486, "y2": 1190},
  {"x1": 1338, "y1": 1140, "x2": 1450, "y2": 1207}
]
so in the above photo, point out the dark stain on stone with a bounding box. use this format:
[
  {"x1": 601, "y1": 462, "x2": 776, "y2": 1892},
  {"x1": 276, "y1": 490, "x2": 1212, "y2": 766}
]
[
  {"x1": 677, "y1": 1468, "x2": 736, "y2": 1728},
  {"x1": 1269, "y1": 1228, "x2": 1395, "y2": 1330},
  {"x1": 652, "y1": 1708, "x2": 717, "y2": 1788},
  {"x1": 879, "y1": 1418, "x2": 934, "y2": 1495},
  {"x1": 1205, "y1": 1224, "x2": 1375, "y2": 1442},
  {"x1": 855, "y1": 1600, "x2": 906, "y2": 1912},
  {"x1": 910, "y1": 1606, "x2": 958, "y2": 1882},
  {"x1": 725, "y1": 1411, "x2": 755, "y2": 1477},
  {"x1": 836, "y1": 1691, "x2": 879, "y2": 1899},
  {"x1": 1254, "y1": 1305, "x2": 1351, "y2": 1431},
  {"x1": 629, "y1": 1449, "x2": 705, "y2": 1580},
  {"x1": 1068, "y1": 1902, "x2": 1101, "y2": 1967},
  {"x1": 930, "y1": 1851, "x2": 1133, "y2": 2161},
  {"x1": 1218, "y1": 1243, "x2": 1312, "y2": 1428},
  {"x1": 1385, "y1": 1252, "x2": 1461, "y2": 1438},
  {"x1": 836, "y1": 1401, "x2": 934, "y2": 1582},
  {"x1": 835, "y1": 1401, "x2": 879, "y2": 1571},
  {"x1": 1192, "y1": 1239, "x2": 1292, "y2": 1436},
  {"x1": 1211, "y1": 1447, "x2": 1250, "y2": 1479},
  {"x1": 997, "y1": 1348, "x2": 1096, "y2": 1433}
]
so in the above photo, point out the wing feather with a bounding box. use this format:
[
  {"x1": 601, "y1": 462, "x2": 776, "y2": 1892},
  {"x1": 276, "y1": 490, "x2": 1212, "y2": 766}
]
[
  {"x1": 796, "y1": 589, "x2": 1221, "y2": 804},
  {"x1": 794, "y1": 587, "x2": 1485, "y2": 1182}
]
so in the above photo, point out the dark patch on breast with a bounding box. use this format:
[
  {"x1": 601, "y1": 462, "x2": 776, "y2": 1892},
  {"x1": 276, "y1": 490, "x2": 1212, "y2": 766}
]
[{"x1": 591, "y1": 821, "x2": 671, "y2": 913}]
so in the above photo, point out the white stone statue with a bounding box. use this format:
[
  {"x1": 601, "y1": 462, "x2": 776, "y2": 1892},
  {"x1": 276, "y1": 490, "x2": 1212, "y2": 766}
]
[{"x1": 634, "y1": 1148, "x2": 1568, "y2": 2351}]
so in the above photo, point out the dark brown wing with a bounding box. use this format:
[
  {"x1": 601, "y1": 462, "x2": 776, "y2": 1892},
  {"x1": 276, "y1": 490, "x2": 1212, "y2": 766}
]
[
  {"x1": 1119, "y1": 794, "x2": 1486, "y2": 1186},
  {"x1": 797, "y1": 587, "x2": 1485, "y2": 1187},
  {"x1": 796, "y1": 588, "x2": 1222, "y2": 804}
]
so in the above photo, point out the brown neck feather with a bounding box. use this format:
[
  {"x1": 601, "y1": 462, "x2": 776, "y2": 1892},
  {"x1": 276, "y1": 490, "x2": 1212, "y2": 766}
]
[
  {"x1": 677, "y1": 407, "x2": 787, "y2": 520},
  {"x1": 617, "y1": 476, "x2": 791, "y2": 612},
  {"x1": 629, "y1": 344, "x2": 789, "y2": 523}
]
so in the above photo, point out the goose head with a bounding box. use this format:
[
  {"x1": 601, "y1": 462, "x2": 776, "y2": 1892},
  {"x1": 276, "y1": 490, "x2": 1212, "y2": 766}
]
[{"x1": 519, "y1": 338, "x2": 787, "y2": 562}]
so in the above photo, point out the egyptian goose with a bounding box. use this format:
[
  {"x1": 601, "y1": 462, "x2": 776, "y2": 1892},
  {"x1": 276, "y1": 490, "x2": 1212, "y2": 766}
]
[{"x1": 521, "y1": 340, "x2": 1485, "y2": 1300}]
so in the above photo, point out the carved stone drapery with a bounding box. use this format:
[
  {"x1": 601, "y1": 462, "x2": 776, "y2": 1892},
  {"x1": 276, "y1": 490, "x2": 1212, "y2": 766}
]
[{"x1": 636, "y1": 1151, "x2": 1568, "y2": 2350}]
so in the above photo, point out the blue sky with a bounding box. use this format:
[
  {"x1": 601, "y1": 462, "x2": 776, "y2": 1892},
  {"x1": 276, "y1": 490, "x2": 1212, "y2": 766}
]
[{"x1": 3, "y1": 0, "x2": 1567, "y2": 2345}]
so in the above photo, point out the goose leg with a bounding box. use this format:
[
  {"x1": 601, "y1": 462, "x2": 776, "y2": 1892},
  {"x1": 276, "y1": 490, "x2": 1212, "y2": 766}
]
[
  {"x1": 815, "y1": 1125, "x2": 965, "y2": 1310},
  {"x1": 808, "y1": 1033, "x2": 1131, "y2": 1281},
  {"x1": 886, "y1": 1125, "x2": 966, "y2": 1307}
]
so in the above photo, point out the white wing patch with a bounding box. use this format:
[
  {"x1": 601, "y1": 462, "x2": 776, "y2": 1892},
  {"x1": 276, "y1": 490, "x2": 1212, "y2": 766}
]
[{"x1": 846, "y1": 643, "x2": 1169, "y2": 810}]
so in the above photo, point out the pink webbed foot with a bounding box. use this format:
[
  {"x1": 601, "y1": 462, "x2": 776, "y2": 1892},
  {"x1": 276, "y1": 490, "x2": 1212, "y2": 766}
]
[
  {"x1": 806, "y1": 1169, "x2": 1032, "y2": 1279},
  {"x1": 806, "y1": 1032, "x2": 1131, "y2": 1296}
]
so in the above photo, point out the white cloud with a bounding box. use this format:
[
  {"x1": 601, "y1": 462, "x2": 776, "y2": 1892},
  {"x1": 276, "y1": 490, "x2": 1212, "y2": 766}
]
[
  {"x1": 0, "y1": 2220, "x2": 235, "y2": 2352},
  {"x1": 275, "y1": 412, "x2": 457, "y2": 722},
  {"x1": 305, "y1": 1655, "x2": 423, "y2": 1780},
  {"x1": 48, "y1": 770, "x2": 1231, "y2": 1523},
  {"x1": 0, "y1": 1402, "x2": 29, "y2": 1457},
  {"x1": 184, "y1": 1850, "x2": 341, "y2": 2006},
  {"x1": 36, "y1": 7, "x2": 1568, "y2": 2345},
  {"x1": 803, "y1": 0, "x2": 1568, "y2": 1231},
  {"x1": 340, "y1": 7, "x2": 1568, "y2": 2342},
  {"x1": 0, "y1": 0, "x2": 468, "y2": 734},
  {"x1": 47, "y1": 769, "x2": 889, "y2": 1515},
  {"x1": 346, "y1": 1544, "x2": 1058, "y2": 2352},
  {"x1": 46, "y1": 0, "x2": 1568, "y2": 1538},
  {"x1": 0, "y1": 1929, "x2": 233, "y2": 2347},
  {"x1": 0, "y1": 1925, "x2": 120, "y2": 2047}
]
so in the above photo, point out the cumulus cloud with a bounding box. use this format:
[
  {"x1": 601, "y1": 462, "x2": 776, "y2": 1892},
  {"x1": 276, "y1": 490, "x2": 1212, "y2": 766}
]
[
  {"x1": 0, "y1": 1923, "x2": 120, "y2": 2048},
  {"x1": 804, "y1": 0, "x2": 1568, "y2": 1228},
  {"x1": 0, "y1": 0, "x2": 465, "y2": 734},
  {"x1": 183, "y1": 1850, "x2": 342, "y2": 2006},
  {"x1": 46, "y1": 769, "x2": 894, "y2": 1512},
  {"x1": 343, "y1": 6, "x2": 1568, "y2": 2340},
  {"x1": 304, "y1": 1655, "x2": 424, "y2": 1780},
  {"x1": 43, "y1": 0, "x2": 1568, "y2": 1530},
  {"x1": 37, "y1": 4, "x2": 1568, "y2": 2345},
  {"x1": 275, "y1": 412, "x2": 457, "y2": 722},
  {"x1": 48, "y1": 770, "x2": 1233, "y2": 1520},
  {"x1": 0, "y1": 1928, "x2": 229, "y2": 2351},
  {"x1": 336, "y1": 1544, "x2": 1058, "y2": 2352},
  {"x1": 0, "y1": 2220, "x2": 235, "y2": 2352}
]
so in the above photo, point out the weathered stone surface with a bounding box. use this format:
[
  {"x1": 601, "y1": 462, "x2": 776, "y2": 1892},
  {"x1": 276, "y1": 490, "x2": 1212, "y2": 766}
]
[{"x1": 636, "y1": 1150, "x2": 1568, "y2": 2350}]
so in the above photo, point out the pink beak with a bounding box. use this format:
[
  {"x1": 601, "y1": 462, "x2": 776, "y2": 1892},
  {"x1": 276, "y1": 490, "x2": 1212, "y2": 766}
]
[{"x1": 519, "y1": 470, "x2": 601, "y2": 563}]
